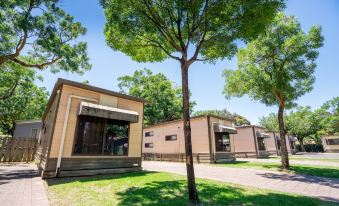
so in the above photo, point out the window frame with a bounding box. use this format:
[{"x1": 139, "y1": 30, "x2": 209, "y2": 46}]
[
  {"x1": 72, "y1": 115, "x2": 130, "y2": 156},
  {"x1": 327, "y1": 138, "x2": 339, "y2": 145},
  {"x1": 144, "y1": 143, "x2": 154, "y2": 148},
  {"x1": 165, "y1": 134, "x2": 177, "y2": 141},
  {"x1": 145, "y1": 131, "x2": 154, "y2": 137},
  {"x1": 214, "y1": 132, "x2": 231, "y2": 152}
]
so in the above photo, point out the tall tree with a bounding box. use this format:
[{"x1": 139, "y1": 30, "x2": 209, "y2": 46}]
[
  {"x1": 259, "y1": 113, "x2": 279, "y2": 132},
  {"x1": 317, "y1": 97, "x2": 339, "y2": 135},
  {"x1": 285, "y1": 106, "x2": 320, "y2": 152},
  {"x1": 101, "y1": 0, "x2": 284, "y2": 203},
  {"x1": 118, "y1": 68, "x2": 195, "y2": 126},
  {"x1": 223, "y1": 13, "x2": 323, "y2": 169},
  {"x1": 0, "y1": 0, "x2": 91, "y2": 73},
  {"x1": 0, "y1": 77, "x2": 48, "y2": 134},
  {"x1": 194, "y1": 109, "x2": 250, "y2": 126}
]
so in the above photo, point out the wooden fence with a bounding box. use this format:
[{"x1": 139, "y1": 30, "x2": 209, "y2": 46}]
[{"x1": 0, "y1": 136, "x2": 37, "y2": 162}]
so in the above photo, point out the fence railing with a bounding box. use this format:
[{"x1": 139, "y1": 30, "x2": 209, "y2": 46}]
[{"x1": 0, "y1": 136, "x2": 37, "y2": 162}]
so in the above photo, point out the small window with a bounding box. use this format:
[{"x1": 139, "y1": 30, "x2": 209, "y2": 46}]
[
  {"x1": 30, "y1": 128, "x2": 39, "y2": 139},
  {"x1": 145, "y1": 143, "x2": 154, "y2": 148},
  {"x1": 165, "y1": 135, "x2": 177, "y2": 141},
  {"x1": 145, "y1": 131, "x2": 154, "y2": 137}
]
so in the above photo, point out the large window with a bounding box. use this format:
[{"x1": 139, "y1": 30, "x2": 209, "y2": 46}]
[
  {"x1": 74, "y1": 115, "x2": 129, "y2": 156},
  {"x1": 215, "y1": 133, "x2": 231, "y2": 152},
  {"x1": 257, "y1": 138, "x2": 266, "y2": 151},
  {"x1": 327, "y1": 138, "x2": 339, "y2": 145}
]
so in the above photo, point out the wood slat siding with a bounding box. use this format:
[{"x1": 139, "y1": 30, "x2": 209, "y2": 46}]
[
  {"x1": 0, "y1": 137, "x2": 37, "y2": 162},
  {"x1": 41, "y1": 157, "x2": 141, "y2": 178},
  {"x1": 143, "y1": 153, "x2": 211, "y2": 163}
]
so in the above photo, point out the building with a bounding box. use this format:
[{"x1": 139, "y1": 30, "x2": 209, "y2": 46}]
[
  {"x1": 322, "y1": 135, "x2": 339, "y2": 152},
  {"x1": 142, "y1": 115, "x2": 237, "y2": 163},
  {"x1": 13, "y1": 120, "x2": 42, "y2": 139},
  {"x1": 233, "y1": 126, "x2": 297, "y2": 158},
  {"x1": 36, "y1": 78, "x2": 145, "y2": 178}
]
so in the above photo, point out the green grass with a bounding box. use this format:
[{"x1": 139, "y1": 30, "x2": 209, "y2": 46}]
[
  {"x1": 269, "y1": 156, "x2": 339, "y2": 163},
  {"x1": 45, "y1": 171, "x2": 338, "y2": 206},
  {"x1": 219, "y1": 161, "x2": 339, "y2": 179}
]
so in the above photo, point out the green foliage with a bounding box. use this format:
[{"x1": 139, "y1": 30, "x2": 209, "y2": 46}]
[
  {"x1": 118, "y1": 69, "x2": 195, "y2": 126},
  {"x1": 0, "y1": 67, "x2": 48, "y2": 134},
  {"x1": 101, "y1": 0, "x2": 284, "y2": 63},
  {"x1": 0, "y1": 0, "x2": 91, "y2": 73},
  {"x1": 317, "y1": 97, "x2": 339, "y2": 135},
  {"x1": 223, "y1": 13, "x2": 323, "y2": 108},
  {"x1": 259, "y1": 113, "x2": 279, "y2": 132},
  {"x1": 193, "y1": 109, "x2": 250, "y2": 126}
]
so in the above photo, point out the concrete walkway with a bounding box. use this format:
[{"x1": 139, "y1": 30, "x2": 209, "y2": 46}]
[
  {"x1": 142, "y1": 161, "x2": 339, "y2": 203},
  {"x1": 0, "y1": 163, "x2": 48, "y2": 206}
]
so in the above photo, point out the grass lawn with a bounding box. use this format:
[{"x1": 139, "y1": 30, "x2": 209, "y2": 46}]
[
  {"x1": 219, "y1": 161, "x2": 339, "y2": 179},
  {"x1": 269, "y1": 156, "x2": 339, "y2": 163},
  {"x1": 45, "y1": 171, "x2": 338, "y2": 206}
]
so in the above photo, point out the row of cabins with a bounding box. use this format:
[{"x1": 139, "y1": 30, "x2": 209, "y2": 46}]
[
  {"x1": 142, "y1": 115, "x2": 297, "y2": 163},
  {"x1": 12, "y1": 78, "x2": 338, "y2": 178}
]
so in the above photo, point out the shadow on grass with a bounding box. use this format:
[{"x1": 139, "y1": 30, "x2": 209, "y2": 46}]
[{"x1": 115, "y1": 176, "x2": 334, "y2": 206}]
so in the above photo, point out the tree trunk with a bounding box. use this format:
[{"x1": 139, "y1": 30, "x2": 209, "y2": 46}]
[
  {"x1": 181, "y1": 61, "x2": 199, "y2": 204},
  {"x1": 298, "y1": 137, "x2": 306, "y2": 152},
  {"x1": 278, "y1": 104, "x2": 290, "y2": 169}
]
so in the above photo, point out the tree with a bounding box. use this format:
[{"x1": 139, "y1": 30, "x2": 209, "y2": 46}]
[
  {"x1": 101, "y1": 0, "x2": 284, "y2": 203},
  {"x1": 0, "y1": 77, "x2": 48, "y2": 134},
  {"x1": 317, "y1": 97, "x2": 339, "y2": 135},
  {"x1": 259, "y1": 113, "x2": 279, "y2": 132},
  {"x1": 0, "y1": 0, "x2": 91, "y2": 73},
  {"x1": 118, "y1": 68, "x2": 195, "y2": 126},
  {"x1": 223, "y1": 13, "x2": 323, "y2": 169},
  {"x1": 285, "y1": 106, "x2": 320, "y2": 152},
  {"x1": 194, "y1": 109, "x2": 250, "y2": 126}
]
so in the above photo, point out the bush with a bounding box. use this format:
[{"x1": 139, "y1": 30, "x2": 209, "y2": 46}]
[{"x1": 296, "y1": 144, "x2": 324, "y2": 152}]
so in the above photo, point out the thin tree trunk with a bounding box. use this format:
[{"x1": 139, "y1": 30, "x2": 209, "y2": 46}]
[
  {"x1": 181, "y1": 60, "x2": 199, "y2": 204},
  {"x1": 299, "y1": 137, "x2": 306, "y2": 152},
  {"x1": 278, "y1": 104, "x2": 289, "y2": 169}
]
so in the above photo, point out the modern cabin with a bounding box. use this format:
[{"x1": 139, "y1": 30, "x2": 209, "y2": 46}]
[
  {"x1": 36, "y1": 78, "x2": 145, "y2": 178},
  {"x1": 322, "y1": 135, "x2": 339, "y2": 152},
  {"x1": 13, "y1": 120, "x2": 42, "y2": 139},
  {"x1": 142, "y1": 115, "x2": 237, "y2": 163}
]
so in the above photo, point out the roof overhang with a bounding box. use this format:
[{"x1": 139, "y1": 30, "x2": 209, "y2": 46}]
[
  {"x1": 213, "y1": 124, "x2": 237, "y2": 134},
  {"x1": 256, "y1": 131, "x2": 271, "y2": 138},
  {"x1": 78, "y1": 102, "x2": 139, "y2": 123},
  {"x1": 289, "y1": 136, "x2": 298, "y2": 141}
]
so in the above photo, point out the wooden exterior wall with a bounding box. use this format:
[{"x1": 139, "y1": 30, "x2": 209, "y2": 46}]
[{"x1": 39, "y1": 84, "x2": 144, "y2": 178}]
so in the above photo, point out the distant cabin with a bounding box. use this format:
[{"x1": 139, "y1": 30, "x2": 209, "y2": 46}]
[
  {"x1": 322, "y1": 135, "x2": 339, "y2": 153},
  {"x1": 36, "y1": 78, "x2": 145, "y2": 178},
  {"x1": 13, "y1": 120, "x2": 42, "y2": 139}
]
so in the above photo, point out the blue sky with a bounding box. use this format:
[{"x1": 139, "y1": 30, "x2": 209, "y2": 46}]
[{"x1": 36, "y1": 0, "x2": 339, "y2": 124}]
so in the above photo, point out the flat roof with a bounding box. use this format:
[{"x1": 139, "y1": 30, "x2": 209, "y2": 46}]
[
  {"x1": 235, "y1": 125, "x2": 266, "y2": 129},
  {"x1": 144, "y1": 114, "x2": 233, "y2": 129},
  {"x1": 42, "y1": 78, "x2": 145, "y2": 119},
  {"x1": 15, "y1": 119, "x2": 42, "y2": 124}
]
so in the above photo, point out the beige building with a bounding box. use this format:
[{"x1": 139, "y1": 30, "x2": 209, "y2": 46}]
[
  {"x1": 142, "y1": 115, "x2": 237, "y2": 163},
  {"x1": 322, "y1": 135, "x2": 339, "y2": 152},
  {"x1": 36, "y1": 78, "x2": 144, "y2": 178}
]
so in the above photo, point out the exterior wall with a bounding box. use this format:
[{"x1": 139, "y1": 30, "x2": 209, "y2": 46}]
[
  {"x1": 322, "y1": 135, "x2": 339, "y2": 152},
  {"x1": 42, "y1": 84, "x2": 144, "y2": 177},
  {"x1": 13, "y1": 121, "x2": 42, "y2": 138},
  {"x1": 233, "y1": 127, "x2": 257, "y2": 153},
  {"x1": 208, "y1": 116, "x2": 235, "y2": 153},
  {"x1": 143, "y1": 116, "x2": 209, "y2": 154},
  {"x1": 265, "y1": 131, "x2": 278, "y2": 153}
]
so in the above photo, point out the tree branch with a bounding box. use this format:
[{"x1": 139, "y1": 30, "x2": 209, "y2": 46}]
[
  {"x1": 12, "y1": 56, "x2": 61, "y2": 70},
  {"x1": 0, "y1": 79, "x2": 19, "y2": 101}
]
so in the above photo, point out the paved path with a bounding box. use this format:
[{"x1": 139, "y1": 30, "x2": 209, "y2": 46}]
[
  {"x1": 237, "y1": 158, "x2": 339, "y2": 167},
  {"x1": 142, "y1": 161, "x2": 339, "y2": 203},
  {"x1": 0, "y1": 163, "x2": 48, "y2": 206}
]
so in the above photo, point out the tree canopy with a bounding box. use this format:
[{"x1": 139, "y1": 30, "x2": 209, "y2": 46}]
[
  {"x1": 317, "y1": 97, "x2": 339, "y2": 135},
  {"x1": 194, "y1": 109, "x2": 250, "y2": 126},
  {"x1": 0, "y1": 0, "x2": 91, "y2": 73},
  {"x1": 259, "y1": 113, "x2": 279, "y2": 132},
  {"x1": 223, "y1": 12, "x2": 323, "y2": 169},
  {"x1": 0, "y1": 70, "x2": 48, "y2": 134},
  {"x1": 118, "y1": 68, "x2": 195, "y2": 126}
]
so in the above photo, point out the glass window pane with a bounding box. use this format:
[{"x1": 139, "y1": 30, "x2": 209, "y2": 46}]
[
  {"x1": 215, "y1": 133, "x2": 231, "y2": 152},
  {"x1": 104, "y1": 119, "x2": 129, "y2": 156}
]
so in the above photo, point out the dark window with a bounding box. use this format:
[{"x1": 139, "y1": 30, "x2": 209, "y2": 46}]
[
  {"x1": 145, "y1": 143, "x2": 153, "y2": 148},
  {"x1": 145, "y1": 131, "x2": 154, "y2": 137},
  {"x1": 165, "y1": 135, "x2": 177, "y2": 141},
  {"x1": 290, "y1": 141, "x2": 295, "y2": 149},
  {"x1": 74, "y1": 115, "x2": 129, "y2": 156},
  {"x1": 257, "y1": 138, "x2": 266, "y2": 151},
  {"x1": 215, "y1": 133, "x2": 231, "y2": 152},
  {"x1": 276, "y1": 140, "x2": 281, "y2": 150},
  {"x1": 327, "y1": 138, "x2": 339, "y2": 145}
]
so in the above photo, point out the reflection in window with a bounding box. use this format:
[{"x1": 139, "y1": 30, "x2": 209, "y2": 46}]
[
  {"x1": 215, "y1": 133, "x2": 231, "y2": 152},
  {"x1": 74, "y1": 115, "x2": 129, "y2": 156}
]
